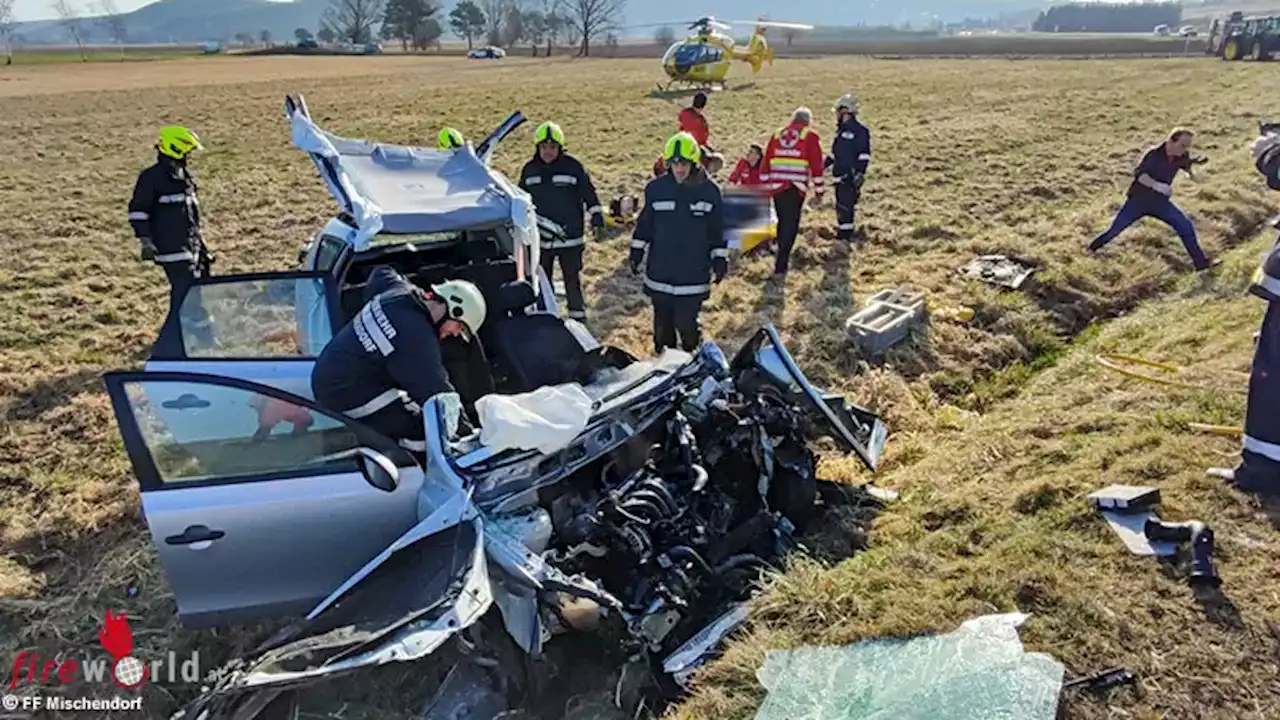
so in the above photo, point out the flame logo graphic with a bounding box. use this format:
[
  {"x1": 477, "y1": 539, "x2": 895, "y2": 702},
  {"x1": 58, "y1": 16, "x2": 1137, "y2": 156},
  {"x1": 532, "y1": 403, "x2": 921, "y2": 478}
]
[{"x1": 98, "y1": 609, "x2": 146, "y2": 689}]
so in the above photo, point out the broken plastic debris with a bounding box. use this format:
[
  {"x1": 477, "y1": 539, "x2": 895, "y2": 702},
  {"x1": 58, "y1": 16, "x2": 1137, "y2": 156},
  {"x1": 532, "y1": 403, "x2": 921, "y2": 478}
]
[
  {"x1": 957, "y1": 255, "x2": 1036, "y2": 289},
  {"x1": 863, "y1": 485, "x2": 899, "y2": 503},
  {"x1": 753, "y1": 613, "x2": 1064, "y2": 720}
]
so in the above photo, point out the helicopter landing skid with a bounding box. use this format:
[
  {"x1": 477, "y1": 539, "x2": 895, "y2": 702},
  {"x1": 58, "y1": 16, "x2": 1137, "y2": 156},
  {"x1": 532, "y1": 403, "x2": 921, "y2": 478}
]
[{"x1": 657, "y1": 79, "x2": 726, "y2": 94}]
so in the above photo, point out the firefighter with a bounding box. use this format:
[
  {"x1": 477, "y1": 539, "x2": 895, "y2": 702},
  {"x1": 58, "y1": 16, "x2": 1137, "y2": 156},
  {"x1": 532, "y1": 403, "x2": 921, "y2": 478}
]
[
  {"x1": 825, "y1": 93, "x2": 871, "y2": 242},
  {"x1": 761, "y1": 107, "x2": 826, "y2": 277},
  {"x1": 437, "y1": 127, "x2": 465, "y2": 150},
  {"x1": 1087, "y1": 128, "x2": 1217, "y2": 271},
  {"x1": 1207, "y1": 129, "x2": 1280, "y2": 495},
  {"x1": 629, "y1": 132, "x2": 727, "y2": 353},
  {"x1": 311, "y1": 266, "x2": 488, "y2": 451},
  {"x1": 519, "y1": 121, "x2": 604, "y2": 324},
  {"x1": 127, "y1": 125, "x2": 215, "y2": 350}
]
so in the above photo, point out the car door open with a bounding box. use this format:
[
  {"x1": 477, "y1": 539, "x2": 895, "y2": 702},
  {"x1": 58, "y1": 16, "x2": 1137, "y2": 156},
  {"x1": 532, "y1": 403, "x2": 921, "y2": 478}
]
[
  {"x1": 145, "y1": 270, "x2": 343, "y2": 400},
  {"x1": 103, "y1": 370, "x2": 424, "y2": 629}
]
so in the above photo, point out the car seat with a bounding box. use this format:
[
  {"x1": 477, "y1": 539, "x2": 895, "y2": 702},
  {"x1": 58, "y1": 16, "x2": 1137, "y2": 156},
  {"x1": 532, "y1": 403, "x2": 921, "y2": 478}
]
[{"x1": 480, "y1": 280, "x2": 596, "y2": 393}]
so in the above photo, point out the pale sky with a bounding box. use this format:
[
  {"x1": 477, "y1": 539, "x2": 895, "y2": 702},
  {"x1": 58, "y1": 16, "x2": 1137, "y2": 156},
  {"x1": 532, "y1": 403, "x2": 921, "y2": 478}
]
[{"x1": 13, "y1": 0, "x2": 152, "y2": 22}]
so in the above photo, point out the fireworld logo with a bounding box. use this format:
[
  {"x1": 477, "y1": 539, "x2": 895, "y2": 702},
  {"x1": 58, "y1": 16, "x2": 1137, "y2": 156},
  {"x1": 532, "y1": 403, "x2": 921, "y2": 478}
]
[{"x1": 8, "y1": 609, "x2": 201, "y2": 690}]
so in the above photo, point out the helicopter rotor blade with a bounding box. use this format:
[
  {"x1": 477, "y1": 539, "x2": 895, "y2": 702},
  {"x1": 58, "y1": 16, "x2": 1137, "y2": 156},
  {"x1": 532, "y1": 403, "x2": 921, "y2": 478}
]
[{"x1": 725, "y1": 19, "x2": 816, "y2": 30}]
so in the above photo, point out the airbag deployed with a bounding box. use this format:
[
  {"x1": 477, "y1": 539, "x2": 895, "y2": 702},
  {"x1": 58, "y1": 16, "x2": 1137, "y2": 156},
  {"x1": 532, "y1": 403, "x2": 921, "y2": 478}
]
[{"x1": 475, "y1": 384, "x2": 592, "y2": 454}]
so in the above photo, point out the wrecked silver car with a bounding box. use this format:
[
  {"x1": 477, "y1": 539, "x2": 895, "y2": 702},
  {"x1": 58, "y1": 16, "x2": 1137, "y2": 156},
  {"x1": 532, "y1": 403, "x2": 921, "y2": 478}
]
[
  {"x1": 101, "y1": 93, "x2": 886, "y2": 719},
  {"x1": 105, "y1": 327, "x2": 885, "y2": 720}
]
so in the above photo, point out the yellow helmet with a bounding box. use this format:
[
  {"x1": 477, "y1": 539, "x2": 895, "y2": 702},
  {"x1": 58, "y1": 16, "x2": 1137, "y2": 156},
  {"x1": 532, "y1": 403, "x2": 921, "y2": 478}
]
[
  {"x1": 534, "y1": 121, "x2": 565, "y2": 148},
  {"x1": 663, "y1": 132, "x2": 701, "y2": 165},
  {"x1": 438, "y1": 127, "x2": 464, "y2": 150},
  {"x1": 157, "y1": 125, "x2": 202, "y2": 160}
]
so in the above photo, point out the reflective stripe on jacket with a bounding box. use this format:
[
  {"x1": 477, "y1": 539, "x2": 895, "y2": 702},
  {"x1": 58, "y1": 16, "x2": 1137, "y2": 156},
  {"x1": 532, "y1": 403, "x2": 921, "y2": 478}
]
[
  {"x1": 127, "y1": 154, "x2": 202, "y2": 262},
  {"x1": 761, "y1": 121, "x2": 825, "y2": 196},
  {"x1": 630, "y1": 169, "x2": 726, "y2": 299},
  {"x1": 519, "y1": 152, "x2": 602, "y2": 250}
]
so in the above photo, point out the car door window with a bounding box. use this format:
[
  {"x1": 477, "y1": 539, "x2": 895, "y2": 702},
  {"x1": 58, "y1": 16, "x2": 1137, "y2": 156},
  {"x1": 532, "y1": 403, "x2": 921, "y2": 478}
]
[
  {"x1": 171, "y1": 272, "x2": 338, "y2": 360},
  {"x1": 313, "y1": 235, "x2": 348, "y2": 274},
  {"x1": 118, "y1": 377, "x2": 368, "y2": 487}
]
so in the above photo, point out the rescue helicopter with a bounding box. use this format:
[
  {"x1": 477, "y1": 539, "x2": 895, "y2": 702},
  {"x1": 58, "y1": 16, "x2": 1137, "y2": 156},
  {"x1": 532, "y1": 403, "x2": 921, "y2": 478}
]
[{"x1": 644, "y1": 15, "x2": 816, "y2": 91}]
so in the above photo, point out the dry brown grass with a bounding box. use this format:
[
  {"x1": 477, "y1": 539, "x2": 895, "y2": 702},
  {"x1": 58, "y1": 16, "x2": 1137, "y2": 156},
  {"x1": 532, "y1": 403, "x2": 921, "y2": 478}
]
[{"x1": 2, "y1": 53, "x2": 1279, "y2": 718}]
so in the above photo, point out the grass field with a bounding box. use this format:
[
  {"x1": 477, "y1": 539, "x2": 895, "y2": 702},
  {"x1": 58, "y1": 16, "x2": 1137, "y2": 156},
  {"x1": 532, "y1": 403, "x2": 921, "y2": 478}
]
[
  {"x1": 2, "y1": 30, "x2": 1215, "y2": 68},
  {"x1": 2, "y1": 44, "x2": 210, "y2": 65},
  {"x1": 2, "y1": 52, "x2": 1280, "y2": 719}
]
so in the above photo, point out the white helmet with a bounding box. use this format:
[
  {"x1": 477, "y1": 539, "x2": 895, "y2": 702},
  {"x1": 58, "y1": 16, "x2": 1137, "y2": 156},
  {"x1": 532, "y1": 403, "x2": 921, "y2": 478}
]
[
  {"x1": 431, "y1": 279, "x2": 487, "y2": 334},
  {"x1": 834, "y1": 93, "x2": 860, "y2": 114}
]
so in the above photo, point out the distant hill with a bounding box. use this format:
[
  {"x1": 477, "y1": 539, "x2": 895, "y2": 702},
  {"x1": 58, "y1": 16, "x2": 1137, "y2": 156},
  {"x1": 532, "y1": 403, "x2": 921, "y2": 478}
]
[{"x1": 10, "y1": 0, "x2": 329, "y2": 45}]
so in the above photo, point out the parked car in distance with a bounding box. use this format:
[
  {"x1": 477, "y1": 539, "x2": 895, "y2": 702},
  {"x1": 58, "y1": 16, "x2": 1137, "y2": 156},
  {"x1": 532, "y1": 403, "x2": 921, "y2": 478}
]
[{"x1": 468, "y1": 46, "x2": 506, "y2": 59}]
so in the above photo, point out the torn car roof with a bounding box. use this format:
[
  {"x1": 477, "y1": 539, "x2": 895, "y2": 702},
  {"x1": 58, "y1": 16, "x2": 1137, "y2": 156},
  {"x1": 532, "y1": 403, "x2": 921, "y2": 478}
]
[
  {"x1": 286, "y1": 94, "x2": 535, "y2": 245},
  {"x1": 326, "y1": 139, "x2": 514, "y2": 235}
]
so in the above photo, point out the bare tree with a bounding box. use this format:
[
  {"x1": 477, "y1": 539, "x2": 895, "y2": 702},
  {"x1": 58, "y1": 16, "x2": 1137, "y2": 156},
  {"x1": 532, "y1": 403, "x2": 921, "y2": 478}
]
[
  {"x1": 501, "y1": 2, "x2": 524, "y2": 47},
  {"x1": 322, "y1": 0, "x2": 385, "y2": 45},
  {"x1": 539, "y1": 0, "x2": 561, "y2": 55},
  {"x1": 480, "y1": 0, "x2": 511, "y2": 46},
  {"x1": 93, "y1": 0, "x2": 127, "y2": 57},
  {"x1": 51, "y1": 0, "x2": 87, "y2": 61},
  {"x1": 0, "y1": 0, "x2": 15, "y2": 65},
  {"x1": 654, "y1": 25, "x2": 675, "y2": 47},
  {"x1": 557, "y1": 0, "x2": 623, "y2": 57}
]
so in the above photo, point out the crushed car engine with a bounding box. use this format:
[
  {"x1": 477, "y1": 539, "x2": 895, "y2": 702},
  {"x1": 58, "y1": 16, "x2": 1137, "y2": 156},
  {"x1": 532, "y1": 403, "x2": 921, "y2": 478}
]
[{"x1": 484, "y1": 368, "x2": 833, "y2": 717}]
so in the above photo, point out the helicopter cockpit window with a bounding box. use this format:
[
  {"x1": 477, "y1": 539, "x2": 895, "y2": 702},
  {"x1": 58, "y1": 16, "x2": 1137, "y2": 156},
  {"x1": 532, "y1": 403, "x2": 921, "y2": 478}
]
[{"x1": 671, "y1": 43, "x2": 721, "y2": 70}]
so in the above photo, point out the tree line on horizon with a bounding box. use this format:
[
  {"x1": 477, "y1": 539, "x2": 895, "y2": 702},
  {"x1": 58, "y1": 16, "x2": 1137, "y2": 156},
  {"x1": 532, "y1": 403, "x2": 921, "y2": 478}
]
[
  {"x1": 1031, "y1": 2, "x2": 1182, "y2": 33},
  {"x1": 315, "y1": 0, "x2": 626, "y2": 56}
]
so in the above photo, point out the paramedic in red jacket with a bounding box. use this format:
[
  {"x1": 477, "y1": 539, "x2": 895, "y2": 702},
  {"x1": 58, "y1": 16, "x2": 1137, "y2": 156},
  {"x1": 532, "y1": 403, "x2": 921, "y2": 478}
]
[
  {"x1": 677, "y1": 92, "x2": 724, "y2": 174},
  {"x1": 761, "y1": 107, "x2": 825, "y2": 276},
  {"x1": 679, "y1": 93, "x2": 711, "y2": 147},
  {"x1": 729, "y1": 144, "x2": 765, "y2": 187}
]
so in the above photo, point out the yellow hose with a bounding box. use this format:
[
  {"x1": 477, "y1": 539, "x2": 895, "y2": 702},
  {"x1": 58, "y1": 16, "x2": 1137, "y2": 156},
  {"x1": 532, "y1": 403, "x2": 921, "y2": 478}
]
[
  {"x1": 1187, "y1": 423, "x2": 1243, "y2": 438},
  {"x1": 1093, "y1": 353, "x2": 1248, "y2": 395}
]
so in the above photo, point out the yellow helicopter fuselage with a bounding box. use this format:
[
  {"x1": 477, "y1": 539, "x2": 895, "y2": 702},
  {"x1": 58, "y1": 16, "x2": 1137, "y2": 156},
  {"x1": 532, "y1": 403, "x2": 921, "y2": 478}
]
[{"x1": 660, "y1": 30, "x2": 773, "y2": 87}]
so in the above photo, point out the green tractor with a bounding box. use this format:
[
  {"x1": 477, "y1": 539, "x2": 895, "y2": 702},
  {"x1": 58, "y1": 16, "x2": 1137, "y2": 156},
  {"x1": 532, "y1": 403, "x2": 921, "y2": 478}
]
[{"x1": 1213, "y1": 12, "x2": 1280, "y2": 61}]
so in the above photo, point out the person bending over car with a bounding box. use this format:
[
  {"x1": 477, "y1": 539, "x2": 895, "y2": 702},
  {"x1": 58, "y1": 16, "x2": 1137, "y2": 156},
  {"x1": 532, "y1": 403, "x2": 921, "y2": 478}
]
[
  {"x1": 630, "y1": 132, "x2": 727, "y2": 354},
  {"x1": 311, "y1": 266, "x2": 488, "y2": 451}
]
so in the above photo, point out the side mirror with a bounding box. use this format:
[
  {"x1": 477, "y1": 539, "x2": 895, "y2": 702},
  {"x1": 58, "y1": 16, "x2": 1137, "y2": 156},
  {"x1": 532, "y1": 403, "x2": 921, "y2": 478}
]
[
  {"x1": 314, "y1": 446, "x2": 400, "y2": 492},
  {"x1": 356, "y1": 448, "x2": 399, "y2": 492}
]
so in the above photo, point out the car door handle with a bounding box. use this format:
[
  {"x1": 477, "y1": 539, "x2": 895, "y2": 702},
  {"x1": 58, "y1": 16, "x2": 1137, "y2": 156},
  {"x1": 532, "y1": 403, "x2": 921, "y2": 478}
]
[
  {"x1": 162, "y1": 393, "x2": 211, "y2": 410},
  {"x1": 165, "y1": 525, "x2": 225, "y2": 546}
]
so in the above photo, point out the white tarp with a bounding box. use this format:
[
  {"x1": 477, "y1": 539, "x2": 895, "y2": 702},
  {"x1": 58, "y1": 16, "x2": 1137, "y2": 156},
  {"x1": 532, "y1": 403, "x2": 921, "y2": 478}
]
[{"x1": 475, "y1": 384, "x2": 593, "y2": 454}]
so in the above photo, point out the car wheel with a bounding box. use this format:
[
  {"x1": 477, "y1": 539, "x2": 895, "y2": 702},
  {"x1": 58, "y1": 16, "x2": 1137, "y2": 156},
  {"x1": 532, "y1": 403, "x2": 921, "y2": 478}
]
[{"x1": 1224, "y1": 38, "x2": 1241, "y2": 60}]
